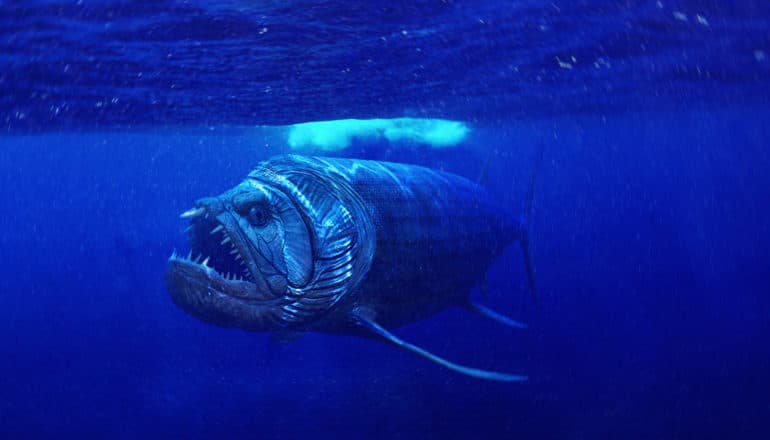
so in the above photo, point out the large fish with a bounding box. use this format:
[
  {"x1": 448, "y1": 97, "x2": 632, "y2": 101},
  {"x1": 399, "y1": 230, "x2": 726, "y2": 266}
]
[{"x1": 166, "y1": 154, "x2": 537, "y2": 381}]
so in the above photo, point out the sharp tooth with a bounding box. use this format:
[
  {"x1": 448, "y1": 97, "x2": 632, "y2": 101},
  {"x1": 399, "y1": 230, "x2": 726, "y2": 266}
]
[
  {"x1": 210, "y1": 225, "x2": 224, "y2": 234},
  {"x1": 202, "y1": 257, "x2": 210, "y2": 266},
  {"x1": 180, "y1": 207, "x2": 205, "y2": 218},
  {"x1": 221, "y1": 236, "x2": 231, "y2": 245},
  {"x1": 234, "y1": 254, "x2": 242, "y2": 261},
  {"x1": 230, "y1": 249, "x2": 238, "y2": 255},
  {"x1": 187, "y1": 250, "x2": 192, "y2": 260}
]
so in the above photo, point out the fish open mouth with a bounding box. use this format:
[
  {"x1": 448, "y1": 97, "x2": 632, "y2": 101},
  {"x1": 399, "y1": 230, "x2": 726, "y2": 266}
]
[
  {"x1": 166, "y1": 208, "x2": 279, "y2": 305},
  {"x1": 186, "y1": 211, "x2": 254, "y2": 283}
]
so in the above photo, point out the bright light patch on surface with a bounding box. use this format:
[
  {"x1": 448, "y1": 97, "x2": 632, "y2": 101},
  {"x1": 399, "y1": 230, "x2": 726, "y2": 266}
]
[{"x1": 287, "y1": 118, "x2": 470, "y2": 151}]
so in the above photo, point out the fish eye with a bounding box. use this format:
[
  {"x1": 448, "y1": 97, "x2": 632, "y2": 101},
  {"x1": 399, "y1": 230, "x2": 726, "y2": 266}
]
[{"x1": 248, "y1": 205, "x2": 270, "y2": 227}]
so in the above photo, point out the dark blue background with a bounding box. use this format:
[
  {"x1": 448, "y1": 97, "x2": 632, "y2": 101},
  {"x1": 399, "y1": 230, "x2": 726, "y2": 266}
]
[
  {"x1": 1, "y1": 108, "x2": 768, "y2": 438},
  {"x1": 2, "y1": 0, "x2": 770, "y2": 438}
]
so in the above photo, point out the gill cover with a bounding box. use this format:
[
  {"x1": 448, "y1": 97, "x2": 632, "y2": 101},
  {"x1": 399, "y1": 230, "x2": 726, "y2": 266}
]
[{"x1": 249, "y1": 156, "x2": 376, "y2": 327}]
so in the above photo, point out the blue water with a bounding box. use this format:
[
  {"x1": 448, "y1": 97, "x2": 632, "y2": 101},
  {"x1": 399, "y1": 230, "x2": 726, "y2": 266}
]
[{"x1": 1, "y1": 1, "x2": 769, "y2": 439}]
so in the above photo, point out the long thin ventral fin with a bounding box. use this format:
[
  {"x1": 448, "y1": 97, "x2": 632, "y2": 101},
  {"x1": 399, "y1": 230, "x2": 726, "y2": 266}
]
[
  {"x1": 353, "y1": 312, "x2": 527, "y2": 382},
  {"x1": 466, "y1": 301, "x2": 527, "y2": 329}
]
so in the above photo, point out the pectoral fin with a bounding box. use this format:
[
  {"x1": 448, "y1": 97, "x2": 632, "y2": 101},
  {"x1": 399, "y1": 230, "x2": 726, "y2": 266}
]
[
  {"x1": 353, "y1": 312, "x2": 527, "y2": 382},
  {"x1": 480, "y1": 274, "x2": 489, "y2": 303}
]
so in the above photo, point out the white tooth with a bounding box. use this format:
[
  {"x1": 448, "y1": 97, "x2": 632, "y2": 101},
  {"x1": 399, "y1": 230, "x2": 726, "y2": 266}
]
[
  {"x1": 234, "y1": 254, "x2": 242, "y2": 261},
  {"x1": 221, "y1": 236, "x2": 231, "y2": 245},
  {"x1": 210, "y1": 225, "x2": 224, "y2": 234},
  {"x1": 180, "y1": 207, "x2": 205, "y2": 218},
  {"x1": 202, "y1": 257, "x2": 210, "y2": 266},
  {"x1": 230, "y1": 249, "x2": 238, "y2": 255},
  {"x1": 187, "y1": 250, "x2": 192, "y2": 260}
]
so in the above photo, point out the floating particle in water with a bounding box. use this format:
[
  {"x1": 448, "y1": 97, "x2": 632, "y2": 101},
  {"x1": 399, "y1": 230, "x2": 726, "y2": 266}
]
[
  {"x1": 672, "y1": 11, "x2": 688, "y2": 22},
  {"x1": 593, "y1": 58, "x2": 611, "y2": 69},
  {"x1": 755, "y1": 50, "x2": 767, "y2": 62},
  {"x1": 555, "y1": 57, "x2": 573, "y2": 69}
]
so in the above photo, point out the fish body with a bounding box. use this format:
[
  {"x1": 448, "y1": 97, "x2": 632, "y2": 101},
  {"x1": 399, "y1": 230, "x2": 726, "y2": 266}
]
[
  {"x1": 304, "y1": 156, "x2": 521, "y2": 331},
  {"x1": 167, "y1": 154, "x2": 534, "y2": 381}
]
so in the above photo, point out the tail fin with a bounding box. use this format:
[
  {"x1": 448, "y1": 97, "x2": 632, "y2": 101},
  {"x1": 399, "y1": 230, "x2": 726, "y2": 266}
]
[{"x1": 521, "y1": 143, "x2": 544, "y2": 306}]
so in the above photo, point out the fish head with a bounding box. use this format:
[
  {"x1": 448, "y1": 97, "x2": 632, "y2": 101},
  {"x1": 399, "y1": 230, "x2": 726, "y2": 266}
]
[
  {"x1": 166, "y1": 158, "x2": 375, "y2": 331},
  {"x1": 166, "y1": 178, "x2": 314, "y2": 330}
]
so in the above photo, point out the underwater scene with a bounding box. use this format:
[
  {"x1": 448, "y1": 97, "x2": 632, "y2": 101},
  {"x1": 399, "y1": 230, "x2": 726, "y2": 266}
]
[{"x1": 1, "y1": 1, "x2": 769, "y2": 438}]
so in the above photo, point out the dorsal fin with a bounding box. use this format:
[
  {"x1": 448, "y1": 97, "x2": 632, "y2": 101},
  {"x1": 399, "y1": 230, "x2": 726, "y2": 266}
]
[{"x1": 476, "y1": 151, "x2": 492, "y2": 186}]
